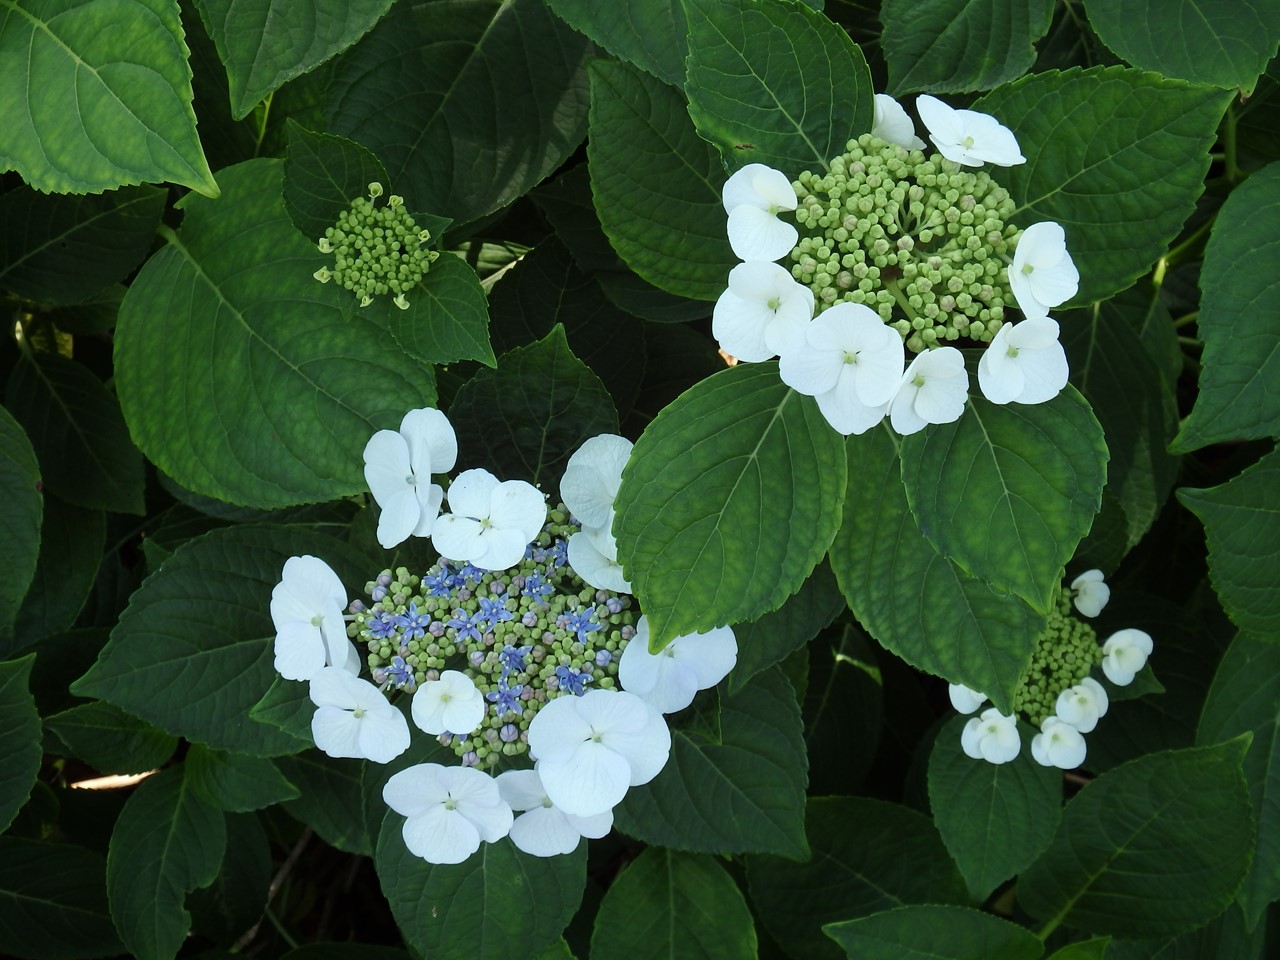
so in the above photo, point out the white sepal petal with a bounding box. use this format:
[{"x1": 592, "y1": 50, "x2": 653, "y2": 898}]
[
  {"x1": 948, "y1": 683, "x2": 987, "y2": 714},
  {"x1": 1030, "y1": 716, "x2": 1087, "y2": 769},
  {"x1": 960, "y1": 708, "x2": 1020, "y2": 764},
  {"x1": 411, "y1": 670, "x2": 486, "y2": 735},
  {"x1": 872, "y1": 93, "x2": 926, "y2": 151},
  {"x1": 1070, "y1": 568, "x2": 1110, "y2": 618}
]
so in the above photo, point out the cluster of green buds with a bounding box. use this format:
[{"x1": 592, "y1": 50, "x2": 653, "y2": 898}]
[
  {"x1": 313, "y1": 182, "x2": 438, "y2": 310},
  {"x1": 789, "y1": 133, "x2": 1022, "y2": 353},
  {"x1": 1013, "y1": 587, "x2": 1104, "y2": 727},
  {"x1": 347, "y1": 505, "x2": 637, "y2": 769}
]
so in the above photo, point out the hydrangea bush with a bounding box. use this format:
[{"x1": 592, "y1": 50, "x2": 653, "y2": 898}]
[{"x1": 1, "y1": 1, "x2": 1278, "y2": 958}]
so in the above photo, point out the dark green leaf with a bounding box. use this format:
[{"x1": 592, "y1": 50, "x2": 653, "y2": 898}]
[
  {"x1": 47, "y1": 285, "x2": 125, "y2": 336},
  {"x1": 106, "y1": 765, "x2": 228, "y2": 960},
  {"x1": 6, "y1": 495, "x2": 104, "y2": 658},
  {"x1": 1044, "y1": 938, "x2": 1109, "y2": 960},
  {"x1": 188, "y1": 813, "x2": 272, "y2": 947},
  {"x1": 248, "y1": 676, "x2": 315, "y2": 750},
  {"x1": 746, "y1": 797, "x2": 969, "y2": 960},
  {"x1": 1083, "y1": 0, "x2": 1280, "y2": 91},
  {"x1": 803, "y1": 627, "x2": 885, "y2": 796},
  {"x1": 928, "y1": 716, "x2": 1062, "y2": 900},
  {"x1": 387, "y1": 253, "x2": 495, "y2": 368},
  {"x1": 1198, "y1": 633, "x2": 1280, "y2": 929},
  {"x1": 6, "y1": 352, "x2": 146, "y2": 515},
  {"x1": 588, "y1": 59, "x2": 733, "y2": 301},
  {"x1": 280, "y1": 947, "x2": 411, "y2": 960},
  {"x1": 0, "y1": 406, "x2": 42, "y2": 643},
  {"x1": 976, "y1": 67, "x2": 1230, "y2": 307},
  {"x1": 824, "y1": 905, "x2": 1042, "y2": 960},
  {"x1": 450, "y1": 325, "x2": 617, "y2": 487},
  {"x1": 115, "y1": 158, "x2": 437, "y2": 508},
  {"x1": 682, "y1": 0, "x2": 875, "y2": 171},
  {"x1": 881, "y1": 0, "x2": 1055, "y2": 94},
  {"x1": 282, "y1": 121, "x2": 389, "y2": 240},
  {"x1": 1172, "y1": 161, "x2": 1280, "y2": 450},
  {"x1": 1061, "y1": 294, "x2": 1179, "y2": 554},
  {"x1": 590, "y1": 849, "x2": 758, "y2": 960},
  {"x1": 326, "y1": 0, "x2": 592, "y2": 225},
  {"x1": 0, "y1": 0, "x2": 218, "y2": 196},
  {"x1": 615, "y1": 667, "x2": 809, "y2": 858},
  {"x1": 1018, "y1": 739, "x2": 1253, "y2": 937},
  {"x1": 376, "y1": 811, "x2": 585, "y2": 960},
  {"x1": 193, "y1": 0, "x2": 394, "y2": 119},
  {"x1": 43, "y1": 702, "x2": 177, "y2": 776},
  {"x1": 830, "y1": 424, "x2": 1043, "y2": 714},
  {"x1": 728, "y1": 561, "x2": 845, "y2": 695},
  {"x1": 0, "y1": 655, "x2": 40, "y2": 835},
  {"x1": 900, "y1": 387, "x2": 1107, "y2": 615},
  {"x1": 278, "y1": 750, "x2": 371, "y2": 856},
  {"x1": 0, "y1": 837, "x2": 123, "y2": 959},
  {"x1": 0, "y1": 186, "x2": 165, "y2": 305},
  {"x1": 487, "y1": 238, "x2": 647, "y2": 415},
  {"x1": 616, "y1": 365, "x2": 847, "y2": 646},
  {"x1": 1178, "y1": 450, "x2": 1280, "y2": 642},
  {"x1": 546, "y1": 0, "x2": 687, "y2": 87},
  {"x1": 186, "y1": 744, "x2": 300, "y2": 811},
  {"x1": 1102, "y1": 903, "x2": 1265, "y2": 960},
  {"x1": 72, "y1": 525, "x2": 370, "y2": 756}
]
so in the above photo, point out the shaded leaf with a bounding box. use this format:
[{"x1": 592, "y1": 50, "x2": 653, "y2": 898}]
[
  {"x1": 387, "y1": 253, "x2": 495, "y2": 368},
  {"x1": 282, "y1": 121, "x2": 389, "y2": 240},
  {"x1": 186, "y1": 744, "x2": 300, "y2": 812},
  {"x1": 546, "y1": 0, "x2": 687, "y2": 87},
  {"x1": 0, "y1": 655, "x2": 40, "y2": 835},
  {"x1": 824, "y1": 905, "x2": 1042, "y2": 960},
  {"x1": 44, "y1": 702, "x2": 177, "y2": 776},
  {"x1": 0, "y1": 407, "x2": 42, "y2": 643},
  {"x1": 278, "y1": 750, "x2": 371, "y2": 856}
]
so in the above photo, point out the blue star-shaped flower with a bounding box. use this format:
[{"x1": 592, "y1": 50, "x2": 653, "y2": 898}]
[
  {"x1": 549, "y1": 538, "x2": 569, "y2": 568},
  {"x1": 561, "y1": 606, "x2": 603, "y2": 644},
  {"x1": 479, "y1": 596, "x2": 514, "y2": 631},
  {"x1": 521, "y1": 571, "x2": 553, "y2": 604},
  {"x1": 386, "y1": 655, "x2": 415, "y2": 689},
  {"x1": 448, "y1": 608, "x2": 485, "y2": 644},
  {"x1": 366, "y1": 612, "x2": 397, "y2": 640},
  {"x1": 393, "y1": 602, "x2": 430, "y2": 641},
  {"x1": 555, "y1": 665, "x2": 593, "y2": 696},
  {"x1": 421, "y1": 567, "x2": 454, "y2": 598},
  {"x1": 498, "y1": 643, "x2": 532, "y2": 677},
  {"x1": 486, "y1": 682, "x2": 524, "y2": 716}
]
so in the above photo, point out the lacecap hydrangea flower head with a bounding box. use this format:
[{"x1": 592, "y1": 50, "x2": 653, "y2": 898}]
[
  {"x1": 265, "y1": 420, "x2": 740, "y2": 864},
  {"x1": 948, "y1": 569, "x2": 1152, "y2": 769},
  {"x1": 714, "y1": 94, "x2": 1078, "y2": 438}
]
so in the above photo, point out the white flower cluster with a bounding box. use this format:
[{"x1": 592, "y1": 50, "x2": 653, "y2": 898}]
[
  {"x1": 267, "y1": 417, "x2": 739, "y2": 864},
  {"x1": 948, "y1": 570, "x2": 1154, "y2": 769},
  {"x1": 713, "y1": 94, "x2": 1080, "y2": 437}
]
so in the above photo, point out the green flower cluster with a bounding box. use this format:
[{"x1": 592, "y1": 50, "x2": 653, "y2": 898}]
[
  {"x1": 1014, "y1": 587, "x2": 1104, "y2": 726},
  {"x1": 348, "y1": 506, "x2": 637, "y2": 769},
  {"x1": 789, "y1": 133, "x2": 1021, "y2": 353},
  {"x1": 313, "y1": 182, "x2": 438, "y2": 310}
]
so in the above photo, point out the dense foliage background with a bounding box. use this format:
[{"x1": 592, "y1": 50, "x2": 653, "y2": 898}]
[{"x1": 1, "y1": 0, "x2": 1279, "y2": 958}]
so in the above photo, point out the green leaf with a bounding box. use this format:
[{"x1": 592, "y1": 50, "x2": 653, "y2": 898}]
[
  {"x1": 900, "y1": 387, "x2": 1107, "y2": 615},
  {"x1": 193, "y1": 0, "x2": 393, "y2": 119},
  {"x1": 248, "y1": 676, "x2": 314, "y2": 749},
  {"x1": 0, "y1": 655, "x2": 40, "y2": 835},
  {"x1": 0, "y1": 186, "x2": 166, "y2": 305},
  {"x1": 47, "y1": 284, "x2": 126, "y2": 336},
  {"x1": 1198, "y1": 633, "x2": 1280, "y2": 929},
  {"x1": 44, "y1": 702, "x2": 177, "y2": 776},
  {"x1": 6, "y1": 352, "x2": 146, "y2": 515},
  {"x1": 487, "y1": 237, "x2": 647, "y2": 414},
  {"x1": 0, "y1": 837, "x2": 124, "y2": 959},
  {"x1": 6, "y1": 495, "x2": 104, "y2": 657},
  {"x1": 1102, "y1": 903, "x2": 1265, "y2": 960},
  {"x1": 186, "y1": 744, "x2": 300, "y2": 811},
  {"x1": 282, "y1": 121, "x2": 389, "y2": 241},
  {"x1": 1082, "y1": 0, "x2": 1280, "y2": 92},
  {"x1": 802, "y1": 627, "x2": 884, "y2": 795},
  {"x1": 546, "y1": 0, "x2": 687, "y2": 87},
  {"x1": 824, "y1": 905, "x2": 1042, "y2": 960},
  {"x1": 615, "y1": 667, "x2": 809, "y2": 858},
  {"x1": 588, "y1": 59, "x2": 733, "y2": 301},
  {"x1": 0, "y1": 0, "x2": 218, "y2": 196},
  {"x1": 280, "y1": 947, "x2": 411, "y2": 960},
  {"x1": 72, "y1": 525, "x2": 369, "y2": 756},
  {"x1": 376, "y1": 812, "x2": 585, "y2": 960},
  {"x1": 728, "y1": 561, "x2": 845, "y2": 694},
  {"x1": 746, "y1": 797, "x2": 969, "y2": 960},
  {"x1": 0, "y1": 406, "x2": 42, "y2": 643},
  {"x1": 326, "y1": 0, "x2": 592, "y2": 225},
  {"x1": 615, "y1": 364, "x2": 847, "y2": 646},
  {"x1": 590, "y1": 849, "x2": 758, "y2": 960},
  {"x1": 1018, "y1": 739, "x2": 1254, "y2": 937},
  {"x1": 1060, "y1": 293, "x2": 1179, "y2": 554},
  {"x1": 881, "y1": 0, "x2": 1055, "y2": 94},
  {"x1": 115, "y1": 158, "x2": 437, "y2": 508},
  {"x1": 387, "y1": 253, "x2": 495, "y2": 368},
  {"x1": 450, "y1": 325, "x2": 617, "y2": 487},
  {"x1": 927, "y1": 716, "x2": 1062, "y2": 900},
  {"x1": 1172, "y1": 161, "x2": 1280, "y2": 450},
  {"x1": 188, "y1": 813, "x2": 272, "y2": 946},
  {"x1": 278, "y1": 751, "x2": 372, "y2": 856},
  {"x1": 1044, "y1": 938, "x2": 1109, "y2": 960},
  {"x1": 975, "y1": 67, "x2": 1230, "y2": 306},
  {"x1": 830, "y1": 425, "x2": 1042, "y2": 713},
  {"x1": 1178, "y1": 450, "x2": 1280, "y2": 642},
  {"x1": 682, "y1": 0, "x2": 875, "y2": 171},
  {"x1": 106, "y1": 765, "x2": 227, "y2": 960}
]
